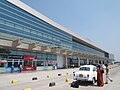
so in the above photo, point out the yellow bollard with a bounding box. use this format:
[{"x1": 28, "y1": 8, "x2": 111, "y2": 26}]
[
  {"x1": 11, "y1": 80, "x2": 18, "y2": 84},
  {"x1": 47, "y1": 75, "x2": 53, "y2": 78},
  {"x1": 23, "y1": 88, "x2": 32, "y2": 90},
  {"x1": 47, "y1": 75, "x2": 51, "y2": 78},
  {"x1": 65, "y1": 79, "x2": 72, "y2": 83},
  {"x1": 65, "y1": 79, "x2": 69, "y2": 82}
]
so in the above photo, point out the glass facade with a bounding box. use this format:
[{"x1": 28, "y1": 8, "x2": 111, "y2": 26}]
[
  {"x1": 0, "y1": 0, "x2": 106, "y2": 58},
  {"x1": 72, "y1": 40, "x2": 105, "y2": 57},
  {"x1": 0, "y1": 0, "x2": 72, "y2": 50},
  {"x1": 10, "y1": 50, "x2": 57, "y2": 61}
]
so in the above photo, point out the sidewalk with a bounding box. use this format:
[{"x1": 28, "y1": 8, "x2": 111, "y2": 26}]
[
  {"x1": 0, "y1": 64, "x2": 119, "y2": 88},
  {"x1": 0, "y1": 68, "x2": 78, "y2": 87}
]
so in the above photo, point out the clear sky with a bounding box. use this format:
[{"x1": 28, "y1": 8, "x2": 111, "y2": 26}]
[{"x1": 21, "y1": 0, "x2": 120, "y2": 61}]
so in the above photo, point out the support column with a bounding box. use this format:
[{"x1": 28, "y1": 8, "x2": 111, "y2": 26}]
[
  {"x1": 101, "y1": 60, "x2": 103, "y2": 64},
  {"x1": 65, "y1": 56, "x2": 68, "y2": 69},
  {"x1": 87, "y1": 58, "x2": 89, "y2": 65},
  {"x1": 78, "y1": 57, "x2": 80, "y2": 67},
  {"x1": 93, "y1": 59, "x2": 95, "y2": 64},
  {"x1": 97, "y1": 60, "x2": 99, "y2": 64}
]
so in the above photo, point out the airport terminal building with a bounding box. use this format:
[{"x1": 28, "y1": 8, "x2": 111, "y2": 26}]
[{"x1": 0, "y1": 0, "x2": 114, "y2": 73}]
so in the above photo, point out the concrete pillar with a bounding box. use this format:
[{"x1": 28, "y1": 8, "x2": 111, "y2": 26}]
[
  {"x1": 57, "y1": 54, "x2": 64, "y2": 68},
  {"x1": 78, "y1": 57, "x2": 80, "y2": 67},
  {"x1": 97, "y1": 60, "x2": 99, "y2": 64},
  {"x1": 65, "y1": 56, "x2": 68, "y2": 68},
  {"x1": 101, "y1": 60, "x2": 103, "y2": 64},
  {"x1": 93, "y1": 60, "x2": 94, "y2": 64},
  {"x1": 87, "y1": 59, "x2": 89, "y2": 65}
]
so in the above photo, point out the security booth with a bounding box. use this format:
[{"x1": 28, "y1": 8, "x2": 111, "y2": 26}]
[{"x1": 23, "y1": 55, "x2": 37, "y2": 71}]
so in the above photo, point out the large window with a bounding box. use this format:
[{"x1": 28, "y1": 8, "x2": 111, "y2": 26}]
[
  {"x1": 0, "y1": 0, "x2": 73, "y2": 50},
  {"x1": 24, "y1": 60, "x2": 32, "y2": 67},
  {"x1": 37, "y1": 61, "x2": 44, "y2": 66},
  {"x1": 0, "y1": 63, "x2": 4, "y2": 67},
  {"x1": 8, "y1": 62, "x2": 12, "y2": 67},
  {"x1": 72, "y1": 40, "x2": 104, "y2": 57},
  {"x1": 48, "y1": 61, "x2": 54, "y2": 66}
]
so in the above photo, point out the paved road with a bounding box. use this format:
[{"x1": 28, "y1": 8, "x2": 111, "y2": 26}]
[
  {"x1": 0, "y1": 64, "x2": 120, "y2": 90},
  {"x1": 49, "y1": 65, "x2": 120, "y2": 90}
]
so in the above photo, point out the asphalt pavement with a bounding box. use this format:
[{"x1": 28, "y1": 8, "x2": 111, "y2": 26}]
[{"x1": 0, "y1": 64, "x2": 120, "y2": 90}]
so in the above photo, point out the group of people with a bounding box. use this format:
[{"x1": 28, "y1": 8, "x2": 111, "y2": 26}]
[
  {"x1": 97, "y1": 64, "x2": 113, "y2": 87},
  {"x1": 11, "y1": 64, "x2": 23, "y2": 73}
]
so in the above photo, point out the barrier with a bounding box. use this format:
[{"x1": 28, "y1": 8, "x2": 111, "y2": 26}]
[
  {"x1": 47, "y1": 75, "x2": 52, "y2": 78},
  {"x1": 23, "y1": 88, "x2": 32, "y2": 90},
  {"x1": 49, "y1": 82, "x2": 56, "y2": 87},
  {"x1": 32, "y1": 77, "x2": 37, "y2": 80},
  {"x1": 11, "y1": 80, "x2": 18, "y2": 84},
  {"x1": 47, "y1": 75, "x2": 50, "y2": 78},
  {"x1": 58, "y1": 74, "x2": 62, "y2": 76},
  {"x1": 65, "y1": 79, "x2": 69, "y2": 82},
  {"x1": 65, "y1": 79, "x2": 72, "y2": 83}
]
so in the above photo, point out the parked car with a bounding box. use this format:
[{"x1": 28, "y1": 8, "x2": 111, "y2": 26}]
[{"x1": 73, "y1": 65, "x2": 97, "y2": 84}]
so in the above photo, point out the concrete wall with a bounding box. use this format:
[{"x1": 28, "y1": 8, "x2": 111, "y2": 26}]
[
  {"x1": 0, "y1": 39, "x2": 12, "y2": 47},
  {"x1": 57, "y1": 54, "x2": 65, "y2": 68},
  {"x1": 37, "y1": 66, "x2": 53, "y2": 71},
  {"x1": 0, "y1": 68, "x2": 6, "y2": 73}
]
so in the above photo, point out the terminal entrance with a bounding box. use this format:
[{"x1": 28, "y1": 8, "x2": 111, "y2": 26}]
[
  {"x1": 7, "y1": 59, "x2": 23, "y2": 68},
  {"x1": 6, "y1": 55, "x2": 37, "y2": 72},
  {"x1": 23, "y1": 55, "x2": 37, "y2": 71},
  {"x1": 7, "y1": 59, "x2": 23, "y2": 72},
  {"x1": 67, "y1": 57, "x2": 78, "y2": 68}
]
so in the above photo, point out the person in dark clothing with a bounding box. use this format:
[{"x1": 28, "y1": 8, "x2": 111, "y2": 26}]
[
  {"x1": 19, "y1": 64, "x2": 22, "y2": 73},
  {"x1": 11, "y1": 65, "x2": 14, "y2": 73},
  {"x1": 97, "y1": 65, "x2": 104, "y2": 87}
]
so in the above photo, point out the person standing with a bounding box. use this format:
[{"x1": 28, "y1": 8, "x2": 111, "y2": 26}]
[
  {"x1": 97, "y1": 65, "x2": 104, "y2": 87},
  {"x1": 11, "y1": 64, "x2": 14, "y2": 73},
  {"x1": 72, "y1": 64, "x2": 75, "y2": 69},
  {"x1": 101, "y1": 64, "x2": 106, "y2": 71},
  {"x1": 19, "y1": 64, "x2": 22, "y2": 73},
  {"x1": 105, "y1": 64, "x2": 113, "y2": 84}
]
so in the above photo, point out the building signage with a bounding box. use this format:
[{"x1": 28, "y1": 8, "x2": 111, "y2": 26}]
[
  {"x1": 24, "y1": 55, "x2": 37, "y2": 60},
  {"x1": 23, "y1": 66, "x2": 36, "y2": 71},
  {"x1": 0, "y1": 60, "x2": 7, "y2": 64},
  {"x1": 8, "y1": 55, "x2": 23, "y2": 59}
]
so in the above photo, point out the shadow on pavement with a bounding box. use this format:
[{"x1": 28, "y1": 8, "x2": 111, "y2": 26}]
[{"x1": 70, "y1": 81, "x2": 98, "y2": 88}]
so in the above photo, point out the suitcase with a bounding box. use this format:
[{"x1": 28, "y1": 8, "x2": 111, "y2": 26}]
[{"x1": 71, "y1": 81, "x2": 79, "y2": 88}]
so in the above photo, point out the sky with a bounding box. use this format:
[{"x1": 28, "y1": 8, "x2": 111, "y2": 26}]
[{"x1": 21, "y1": 0, "x2": 120, "y2": 61}]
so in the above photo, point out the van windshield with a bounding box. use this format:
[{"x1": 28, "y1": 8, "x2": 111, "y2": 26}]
[{"x1": 79, "y1": 67, "x2": 90, "y2": 71}]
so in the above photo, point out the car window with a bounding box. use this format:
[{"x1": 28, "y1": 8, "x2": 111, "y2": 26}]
[
  {"x1": 79, "y1": 67, "x2": 90, "y2": 71},
  {"x1": 93, "y1": 67, "x2": 97, "y2": 71}
]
